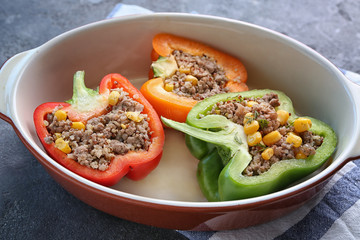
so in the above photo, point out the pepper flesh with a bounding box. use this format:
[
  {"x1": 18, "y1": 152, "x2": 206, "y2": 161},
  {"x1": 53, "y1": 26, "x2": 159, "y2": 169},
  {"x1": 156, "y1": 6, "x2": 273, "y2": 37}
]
[
  {"x1": 34, "y1": 71, "x2": 165, "y2": 186},
  {"x1": 151, "y1": 33, "x2": 248, "y2": 82},
  {"x1": 162, "y1": 89, "x2": 337, "y2": 201},
  {"x1": 141, "y1": 33, "x2": 248, "y2": 123}
]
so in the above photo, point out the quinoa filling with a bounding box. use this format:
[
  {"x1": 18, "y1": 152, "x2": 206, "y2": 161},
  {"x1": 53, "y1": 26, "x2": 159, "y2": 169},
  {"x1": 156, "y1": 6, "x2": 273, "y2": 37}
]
[
  {"x1": 206, "y1": 93, "x2": 324, "y2": 176},
  {"x1": 43, "y1": 88, "x2": 152, "y2": 171},
  {"x1": 164, "y1": 50, "x2": 230, "y2": 100}
]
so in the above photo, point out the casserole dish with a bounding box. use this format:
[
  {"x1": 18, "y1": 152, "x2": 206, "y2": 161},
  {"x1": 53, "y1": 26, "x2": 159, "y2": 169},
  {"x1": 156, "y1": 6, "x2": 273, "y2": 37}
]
[{"x1": 0, "y1": 13, "x2": 359, "y2": 230}]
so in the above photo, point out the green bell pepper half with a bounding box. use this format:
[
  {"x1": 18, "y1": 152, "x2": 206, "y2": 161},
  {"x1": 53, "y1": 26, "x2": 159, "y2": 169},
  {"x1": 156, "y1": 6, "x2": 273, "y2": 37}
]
[{"x1": 162, "y1": 89, "x2": 337, "y2": 201}]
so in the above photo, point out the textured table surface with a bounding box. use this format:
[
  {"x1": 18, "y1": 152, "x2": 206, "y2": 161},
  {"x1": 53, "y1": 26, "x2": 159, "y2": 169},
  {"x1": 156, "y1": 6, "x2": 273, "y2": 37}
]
[{"x1": 1, "y1": 0, "x2": 359, "y2": 239}]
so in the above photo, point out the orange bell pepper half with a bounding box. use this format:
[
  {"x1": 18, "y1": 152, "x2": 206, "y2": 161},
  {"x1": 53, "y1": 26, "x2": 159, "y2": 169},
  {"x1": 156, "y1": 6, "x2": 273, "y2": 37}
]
[{"x1": 141, "y1": 33, "x2": 248, "y2": 123}]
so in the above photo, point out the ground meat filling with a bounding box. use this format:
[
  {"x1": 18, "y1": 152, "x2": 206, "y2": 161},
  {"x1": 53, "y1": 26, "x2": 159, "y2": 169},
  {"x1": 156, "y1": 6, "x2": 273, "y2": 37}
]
[
  {"x1": 207, "y1": 93, "x2": 324, "y2": 176},
  {"x1": 43, "y1": 89, "x2": 152, "y2": 171},
  {"x1": 164, "y1": 50, "x2": 230, "y2": 100}
]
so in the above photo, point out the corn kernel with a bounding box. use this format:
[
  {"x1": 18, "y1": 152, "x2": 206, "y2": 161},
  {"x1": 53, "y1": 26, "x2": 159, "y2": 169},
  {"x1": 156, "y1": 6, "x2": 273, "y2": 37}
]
[
  {"x1": 243, "y1": 112, "x2": 254, "y2": 124},
  {"x1": 294, "y1": 117, "x2": 312, "y2": 132},
  {"x1": 54, "y1": 133, "x2": 62, "y2": 139},
  {"x1": 277, "y1": 110, "x2": 290, "y2": 125},
  {"x1": 296, "y1": 151, "x2": 307, "y2": 159},
  {"x1": 108, "y1": 91, "x2": 120, "y2": 106},
  {"x1": 179, "y1": 66, "x2": 191, "y2": 74},
  {"x1": 262, "y1": 148, "x2": 274, "y2": 161},
  {"x1": 164, "y1": 83, "x2": 174, "y2": 92},
  {"x1": 120, "y1": 124, "x2": 127, "y2": 129},
  {"x1": 247, "y1": 131, "x2": 262, "y2": 146},
  {"x1": 54, "y1": 110, "x2": 67, "y2": 121},
  {"x1": 72, "y1": 122, "x2": 86, "y2": 131},
  {"x1": 55, "y1": 138, "x2": 71, "y2": 154},
  {"x1": 247, "y1": 101, "x2": 259, "y2": 107},
  {"x1": 263, "y1": 130, "x2": 282, "y2": 146},
  {"x1": 126, "y1": 112, "x2": 144, "y2": 122},
  {"x1": 214, "y1": 109, "x2": 221, "y2": 115},
  {"x1": 286, "y1": 132, "x2": 302, "y2": 147},
  {"x1": 244, "y1": 120, "x2": 260, "y2": 135},
  {"x1": 185, "y1": 75, "x2": 198, "y2": 85}
]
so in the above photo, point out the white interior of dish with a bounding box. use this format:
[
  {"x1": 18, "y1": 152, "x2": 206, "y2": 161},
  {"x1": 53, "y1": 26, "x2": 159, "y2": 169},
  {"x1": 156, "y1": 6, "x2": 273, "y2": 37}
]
[{"x1": 9, "y1": 13, "x2": 358, "y2": 205}]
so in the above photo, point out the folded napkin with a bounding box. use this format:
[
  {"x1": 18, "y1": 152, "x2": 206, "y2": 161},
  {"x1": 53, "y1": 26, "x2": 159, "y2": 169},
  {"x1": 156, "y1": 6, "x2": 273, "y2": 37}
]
[{"x1": 108, "y1": 4, "x2": 360, "y2": 239}]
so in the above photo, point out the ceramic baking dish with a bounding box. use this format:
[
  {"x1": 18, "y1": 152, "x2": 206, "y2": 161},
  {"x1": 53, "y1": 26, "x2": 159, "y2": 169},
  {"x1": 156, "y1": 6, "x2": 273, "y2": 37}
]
[{"x1": 1, "y1": 13, "x2": 359, "y2": 230}]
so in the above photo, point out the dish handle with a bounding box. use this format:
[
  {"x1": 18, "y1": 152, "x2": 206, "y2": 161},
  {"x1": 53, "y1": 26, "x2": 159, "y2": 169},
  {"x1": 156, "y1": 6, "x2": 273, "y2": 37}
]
[
  {"x1": 345, "y1": 76, "x2": 360, "y2": 160},
  {"x1": 0, "y1": 50, "x2": 35, "y2": 123}
]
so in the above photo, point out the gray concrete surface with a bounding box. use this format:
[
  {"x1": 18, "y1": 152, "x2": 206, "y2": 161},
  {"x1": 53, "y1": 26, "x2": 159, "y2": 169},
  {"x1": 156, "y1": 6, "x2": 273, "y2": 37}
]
[{"x1": 0, "y1": 0, "x2": 359, "y2": 239}]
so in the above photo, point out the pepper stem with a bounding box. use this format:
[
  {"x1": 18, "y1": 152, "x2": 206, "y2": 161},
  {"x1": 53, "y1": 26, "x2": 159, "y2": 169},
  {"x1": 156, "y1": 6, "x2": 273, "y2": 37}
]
[
  {"x1": 162, "y1": 116, "x2": 251, "y2": 168},
  {"x1": 65, "y1": 71, "x2": 107, "y2": 112}
]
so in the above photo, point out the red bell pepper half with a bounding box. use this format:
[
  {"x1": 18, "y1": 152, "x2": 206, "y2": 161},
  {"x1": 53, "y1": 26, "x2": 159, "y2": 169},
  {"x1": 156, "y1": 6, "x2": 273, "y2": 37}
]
[{"x1": 34, "y1": 71, "x2": 165, "y2": 186}]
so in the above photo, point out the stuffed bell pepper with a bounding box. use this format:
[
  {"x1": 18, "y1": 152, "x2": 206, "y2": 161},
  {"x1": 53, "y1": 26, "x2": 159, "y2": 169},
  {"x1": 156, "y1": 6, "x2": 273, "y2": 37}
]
[
  {"x1": 162, "y1": 90, "x2": 337, "y2": 201},
  {"x1": 34, "y1": 71, "x2": 165, "y2": 186},
  {"x1": 140, "y1": 33, "x2": 248, "y2": 122}
]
